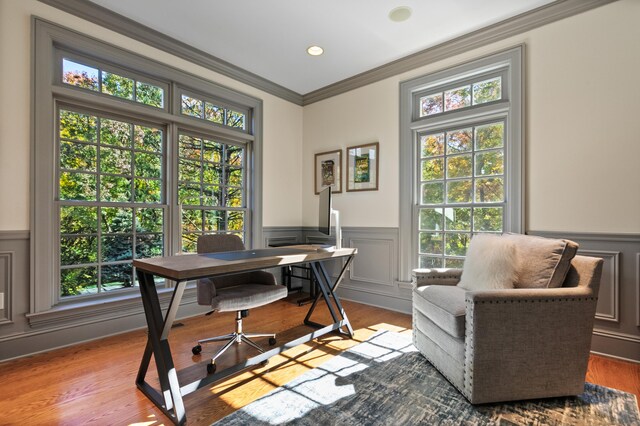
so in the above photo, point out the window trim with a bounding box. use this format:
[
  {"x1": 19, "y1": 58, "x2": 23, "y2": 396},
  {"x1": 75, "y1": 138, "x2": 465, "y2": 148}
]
[
  {"x1": 32, "y1": 18, "x2": 263, "y2": 314},
  {"x1": 398, "y1": 46, "x2": 524, "y2": 283}
]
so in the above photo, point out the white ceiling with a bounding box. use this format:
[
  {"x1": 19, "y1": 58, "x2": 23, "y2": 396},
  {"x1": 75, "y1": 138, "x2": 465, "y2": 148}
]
[{"x1": 88, "y1": 0, "x2": 555, "y2": 95}]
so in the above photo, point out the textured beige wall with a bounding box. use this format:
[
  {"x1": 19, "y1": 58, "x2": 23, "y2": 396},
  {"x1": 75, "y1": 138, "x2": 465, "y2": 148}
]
[
  {"x1": 303, "y1": 0, "x2": 640, "y2": 233},
  {"x1": 0, "y1": 0, "x2": 303, "y2": 230}
]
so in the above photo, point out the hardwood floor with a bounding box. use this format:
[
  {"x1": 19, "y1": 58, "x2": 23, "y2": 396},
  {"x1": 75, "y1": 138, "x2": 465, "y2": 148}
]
[{"x1": 0, "y1": 294, "x2": 637, "y2": 425}]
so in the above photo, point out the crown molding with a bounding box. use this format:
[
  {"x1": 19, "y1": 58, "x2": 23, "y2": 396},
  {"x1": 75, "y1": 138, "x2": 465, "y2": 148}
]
[
  {"x1": 302, "y1": 0, "x2": 617, "y2": 105},
  {"x1": 36, "y1": 0, "x2": 303, "y2": 105},
  {"x1": 38, "y1": 0, "x2": 616, "y2": 106}
]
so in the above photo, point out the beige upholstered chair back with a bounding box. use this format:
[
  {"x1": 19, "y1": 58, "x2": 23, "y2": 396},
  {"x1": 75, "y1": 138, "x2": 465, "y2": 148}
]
[
  {"x1": 197, "y1": 234, "x2": 245, "y2": 254},
  {"x1": 196, "y1": 234, "x2": 251, "y2": 302}
]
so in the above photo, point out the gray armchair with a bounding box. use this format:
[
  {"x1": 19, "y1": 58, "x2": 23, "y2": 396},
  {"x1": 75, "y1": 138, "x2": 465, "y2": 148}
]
[
  {"x1": 192, "y1": 234, "x2": 288, "y2": 374},
  {"x1": 412, "y1": 253, "x2": 603, "y2": 404}
]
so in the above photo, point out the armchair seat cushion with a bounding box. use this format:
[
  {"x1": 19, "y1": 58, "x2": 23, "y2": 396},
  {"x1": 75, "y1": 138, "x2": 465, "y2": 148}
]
[
  {"x1": 413, "y1": 285, "x2": 466, "y2": 338},
  {"x1": 211, "y1": 284, "x2": 288, "y2": 312}
]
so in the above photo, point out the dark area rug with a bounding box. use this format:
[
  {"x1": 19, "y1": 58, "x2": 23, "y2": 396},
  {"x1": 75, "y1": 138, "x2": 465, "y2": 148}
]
[{"x1": 215, "y1": 331, "x2": 640, "y2": 425}]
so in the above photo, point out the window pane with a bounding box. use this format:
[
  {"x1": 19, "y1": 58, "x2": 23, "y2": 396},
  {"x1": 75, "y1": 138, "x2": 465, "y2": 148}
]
[
  {"x1": 101, "y1": 235, "x2": 133, "y2": 262},
  {"x1": 136, "y1": 81, "x2": 164, "y2": 108},
  {"x1": 421, "y1": 182, "x2": 444, "y2": 204},
  {"x1": 419, "y1": 93, "x2": 443, "y2": 117},
  {"x1": 203, "y1": 163, "x2": 222, "y2": 185},
  {"x1": 60, "y1": 110, "x2": 97, "y2": 142},
  {"x1": 446, "y1": 128, "x2": 472, "y2": 153},
  {"x1": 227, "y1": 211, "x2": 244, "y2": 232},
  {"x1": 419, "y1": 232, "x2": 443, "y2": 255},
  {"x1": 225, "y1": 187, "x2": 243, "y2": 207},
  {"x1": 474, "y1": 207, "x2": 503, "y2": 232},
  {"x1": 421, "y1": 133, "x2": 444, "y2": 157},
  {"x1": 419, "y1": 208, "x2": 443, "y2": 231},
  {"x1": 101, "y1": 72, "x2": 133, "y2": 100},
  {"x1": 100, "y1": 147, "x2": 132, "y2": 175},
  {"x1": 60, "y1": 206, "x2": 97, "y2": 235},
  {"x1": 475, "y1": 150, "x2": 503, "y2": 176},
  {"x1": 473, "y1": 76, "x2": 501, "y2": 105},
  {"x1": 445, "y1": 233, "x2": 470, "y2": 256},
  {"x1": 179, "y1": 159, "x2": 200, "y2": 183},
  {"x1": 182, "y1": 209, "x2": 202, "y2": 233},
  {"x1": 227, "y1": 167, "x2": 243, "y2": 187},
  {"x1": 421, "y1": 158, "x2": 444, "y2": 181},
  {"x1": 203, "y1": 139, "x2": 223, "y2": 163},
  {"x1": 60, "y1": 172, "x2": 96, "y2": 201},
  {"x1": 447, "y1": 180, "x2": 472, "y2": 203},
  {"x1": 100, "y1": 119, "x2": 132, "y2": 148},
  {"x1": 100, "y1": 207, "x2": 133, "y2": 234},
  {"x1": 203, "y1": 185, "x2": 222, "y2": 206},
  {"x1": 101, "y1": 264, "x2": 133, "y2": 291},
  {"x1": 226, "y1": 110, "x2": 246, "y2": 129},
  {"x1": 60, "y1": 141, "x2": 96, "y2": 172},
  {"x1": 205, "y1": 103, "x2": 224, "y2": 124},
  {"x1": 181, "y1": 95, "x2": 203, "y2": 118},
  {"x1": 134, "y1": 153, "x2": 162, "y2": 178},
  {"x1": 136, "y1": 208, "x2": 163, "y2": 233},
  {"x1": 100, "y1": 175, "x2": 132, "y2": 202},
  {"x1": 61, "y1": 267, "x2": 98, "y2": 297},
  {"x1": 179, "y1": 135, "x2": 202, "y2": 160},
  {"x1": 136, "y1": 234, "x2": 163, "y2": 258},
  {"x1": 445, "y1": 258, "x2": 464, "y2": 268},
  {"x1": 178, "y1": 184, "x2": 201, "y2": 206},
  {"x1": 182, "y1": 233, "x2": 198, "y2": 253},
  {"x1": 447, "y1": 154, "x2": 472, "y2": 179},
  {"x1": 134, "y1": 179, "x2": 161, "y2": 203},
  {"x1": 419, "y1": 255, "x2": 443, "y2": 269},
  {"x1": 444, "y1": 85, "x2": 471, "y2": 111},
  {"x1": 475, "y1": 122, "x2": 504, "y2": 150},
  {"x1": 204, "y1": 210, "x2": 224, "y2": 231},
  {"x1": 444, "y1": 208, "x2": 471, "y2": 231},
  {"x1": 134, "y1": 125, "x2": 163, "y2": 153},
  {"x1": 475, "y1": 177, "x2": 504, "y2": 203},
  {"x1": 60, "y1": 236, "x2": 97, "y2": 265},
  {"x1": 62, "y1": 59, "x2": 98, "y2": 91},
  {"x1": 226, "y1": 145, "x2": 243, "y2": 166}
]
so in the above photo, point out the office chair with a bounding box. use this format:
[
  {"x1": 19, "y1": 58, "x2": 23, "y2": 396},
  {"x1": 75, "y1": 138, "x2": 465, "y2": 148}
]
[{"x1": 192, "y1": 234, "x2": 288, "y2": 374}]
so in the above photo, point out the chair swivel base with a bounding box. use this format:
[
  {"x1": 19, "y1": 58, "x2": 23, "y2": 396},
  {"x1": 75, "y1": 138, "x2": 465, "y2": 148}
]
[{"x1": 191, "y1": 310, "x2": 277, "y2": 374}]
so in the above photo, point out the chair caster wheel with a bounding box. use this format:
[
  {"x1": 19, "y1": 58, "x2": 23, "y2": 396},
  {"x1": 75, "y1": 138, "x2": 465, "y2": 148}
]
[
  {"x1": 268, "y1": 337, "x2": 276, "y2": 346},
  {"x1": 207, "y1": 363, "x2": 216, "y2": 374},
  {"x1": 260, "y1": 360, "x2": 269, "y2": 367},
  {"x1": 192, "y1": 345, "x2": 202, "y2": 355}
]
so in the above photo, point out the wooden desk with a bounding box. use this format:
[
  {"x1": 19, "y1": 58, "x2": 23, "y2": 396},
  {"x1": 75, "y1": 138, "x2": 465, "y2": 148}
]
[{"x1": 133, "y1": 245, "x2": 357, "y2": 425}]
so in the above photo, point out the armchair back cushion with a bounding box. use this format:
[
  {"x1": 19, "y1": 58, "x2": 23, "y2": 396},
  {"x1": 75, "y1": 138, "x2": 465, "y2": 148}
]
[{"x1": 503, "y1": 233, "x2": 578, "y2": 288}]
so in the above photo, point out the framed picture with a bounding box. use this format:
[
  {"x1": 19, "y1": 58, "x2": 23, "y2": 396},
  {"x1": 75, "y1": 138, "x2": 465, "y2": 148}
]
[
  {"x1": 347, "y1": 142, "x2": 379, "y2": 191},
  {"x1": 314, "y1": 150, "x2": 342, "y2": 194}
]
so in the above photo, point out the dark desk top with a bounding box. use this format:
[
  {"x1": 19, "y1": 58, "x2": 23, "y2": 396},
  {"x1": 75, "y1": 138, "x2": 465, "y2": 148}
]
[{"x1": 133, "y1": 245, "x2": 357, "y2": 281}]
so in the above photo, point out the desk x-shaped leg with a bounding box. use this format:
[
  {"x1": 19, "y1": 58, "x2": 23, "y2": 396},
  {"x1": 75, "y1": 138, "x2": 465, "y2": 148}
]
[
  {"x1": 135, "y1": 270, "x2": 188, "y2": 425},
  {"x1": 304, "y1": 255, "x2": 355, "y2": 338}
]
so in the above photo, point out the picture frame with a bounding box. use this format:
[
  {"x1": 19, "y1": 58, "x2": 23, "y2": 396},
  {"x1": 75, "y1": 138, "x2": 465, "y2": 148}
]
[
  {"x1": 314, "y1": 149, "x2": 342, "y2": 194},
  {"x1": 347, "y1": 142, "x2": 379, "y2": 192}
]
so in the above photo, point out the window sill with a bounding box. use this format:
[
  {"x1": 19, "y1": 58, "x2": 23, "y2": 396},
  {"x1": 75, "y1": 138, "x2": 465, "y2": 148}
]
[{"x1": 26, "y1": 282, "x2": 197, "y2": 329}]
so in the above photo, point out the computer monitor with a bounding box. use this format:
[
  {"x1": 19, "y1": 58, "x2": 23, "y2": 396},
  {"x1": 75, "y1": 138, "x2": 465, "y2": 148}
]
[
  {"x1": 318, "y1": 186, "x2": 332, "y2": 236},
  {"x1": 318, "y1": 186, "x2": 341, "y2": 249}
]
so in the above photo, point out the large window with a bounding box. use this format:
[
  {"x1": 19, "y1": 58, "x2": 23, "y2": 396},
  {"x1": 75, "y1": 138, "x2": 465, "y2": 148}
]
[
  {"x1": 33, "y1": 20, "x2": 262, "y2": 310},
  {"x1": 399, "y1": 47, "x2": 523, "y2": 281}
]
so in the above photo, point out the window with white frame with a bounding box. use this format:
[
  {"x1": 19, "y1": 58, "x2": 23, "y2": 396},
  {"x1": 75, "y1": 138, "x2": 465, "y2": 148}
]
[
  {"x1": 33, "y1": 20, "x2": 262, "y2": 308},
  {"x1": 399, "y1": 47, "x2": 523, "y2": 280}
]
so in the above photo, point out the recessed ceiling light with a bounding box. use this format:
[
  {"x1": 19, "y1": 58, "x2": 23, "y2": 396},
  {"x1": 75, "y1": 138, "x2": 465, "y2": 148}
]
[
  {"x1": 307, "y1": 45, "x2": 324, "y2": 56},
  {"x1": 389, "y1": 6, "x2": 412, "y2": 22}
]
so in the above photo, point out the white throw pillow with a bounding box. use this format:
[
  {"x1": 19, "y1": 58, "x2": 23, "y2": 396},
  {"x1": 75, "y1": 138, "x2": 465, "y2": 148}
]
[{"x1": 457, "y1": 234, "x2": 518, "y2": 291}]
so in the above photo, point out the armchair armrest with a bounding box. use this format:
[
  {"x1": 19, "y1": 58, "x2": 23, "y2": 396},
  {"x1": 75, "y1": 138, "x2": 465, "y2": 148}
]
[
  {"x1": 412, "y1": 268, "x2": 462, "y2": 288},
  {"x1": 463, "y1": 286, "x2": 599, "y2": 403}
]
